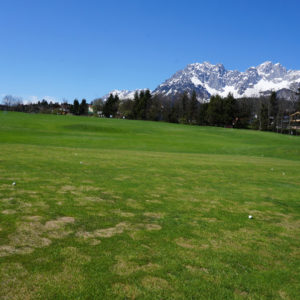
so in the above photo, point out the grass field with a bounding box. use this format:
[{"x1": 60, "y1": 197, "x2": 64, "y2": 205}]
[{"x1": 0, "y1": 111, "x2": 299, "y2": 299}]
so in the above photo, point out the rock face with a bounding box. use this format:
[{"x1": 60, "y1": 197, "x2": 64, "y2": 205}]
[
  {"x1": 103, "y1": 61, "x2": 300, "y2": 101},
  {"x1": 153, "y1": 61, "x2": 300, "y2": 101}
]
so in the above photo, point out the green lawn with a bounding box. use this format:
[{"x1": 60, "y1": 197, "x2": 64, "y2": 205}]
[{"x1": 0, "y1": 111, "x2": 299, "y2": 299}]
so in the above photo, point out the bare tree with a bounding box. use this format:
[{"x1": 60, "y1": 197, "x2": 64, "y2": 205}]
[{"x1": 2, "y1": 95, "x2": 22, "y2": 106}]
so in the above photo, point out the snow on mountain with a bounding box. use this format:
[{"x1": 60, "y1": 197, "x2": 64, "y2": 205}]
[
  {"x1": 103, "y1": 89, "x2": 151, "y2": 100},
  {"x1": 153, "y1": 61, "x2": 300, "y2": 101},
  {"x1": 103, "y1": 62, "x2": 300, "y2": 102}
]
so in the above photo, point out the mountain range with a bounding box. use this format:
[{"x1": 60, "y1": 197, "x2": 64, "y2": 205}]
[{"x1": 103, "y1": 61, "x2": 300, "y2": 101}]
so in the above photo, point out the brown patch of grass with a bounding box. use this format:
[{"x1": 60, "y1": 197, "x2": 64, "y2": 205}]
[
  {"x1": 146, "y1": 199, "x2": 162, "y2": 204},
  {"x1": 76, "y1": 231, "x2": 101, "y2": 245},
  {"x1": 2, "y1": 209, "x2": 16, "y2": 215},
  {"x1": 186, "y1": 265, "x2": 208, "y2": 273},
  {"x1": 1, "y1": 197, "x2": 14, "y2": 203},
  {"x1": 126, "y1": 199, "x2": 144, "y2": 209},
  {"x1": 44, "y1": 216, "x2": 75, "y2": 230},
  {"x1": 84, "y1": 196, "x2": 105, "y2": 202},
  {"x1": 145, "y1": 224, "x2": 162, "y2": 231},
  {"x1": 0, "y1": 245, "x2": 34, "y2": 257},
  {"x1": 94, "y1": 222, "x2": 129, "y2": 237},
  {"x1": 23, "y1": 216, "x2": 43, "y2": 221},
  {"x1": 128, "y1": 229, "x2": 144, "y2": 240},
  {"x1": 114, "y1": 175, "x2": 131, "y2": 181},
  {"x1": 112, "y1": 283, "x2": 141, "y2": 299},
  {"x1": 234, "y1": 289, "x2": 249, "y2": 298},
  {"x1": 81, "y1": 186, "x2": 101, "y2": 192},
  {"x1": 0, "y1": 263, "x2": 35, "y2": 300},
  {"x1": 201, "y1": 217, "x2": 218, "y2": 223},
  {"x1": 175, "y1": 237, "x2": 196, "y2": 249},
  {"x1": 77, "y1": 222, "x2": 130, "y2": 241},
  {"x1": 88, "y1": 238, "x2": 101, "y2": 245},
  {"x1": 10, "y1": 223, "x2": 52, "y2": 249},
  {"x1": 60, "y1": 185, "x2": 77, "y2": 193},
  {"x1": 61, "y1": 247, "x2": 91, "y2": 264},
  {"x1": 29, "y1": 247, "x2": 91, "y2": 296},
  {"x1": 113, "y1": 209, "x2": 135, "y2": 217},
  {"x1": 143, "y1": 212, "x2": 165, "y2": 219},
  {"x1": 278, "y1": 290, "x2": 290, "y2": 300},
  {"x1": 141, "y1": 276, "x2": 171, "y2": 291},
  {"x1": 113, "y1": 257, "x2": 160, "y2": 276},
  {"x1": 77, "y1": 221, "x2": 162, "y2": 243},
  {"x1": 277, "y1": 218, "x2": 300, "y2": 236},
  {"x1": 1, "y1": 216, "x2": 75, "y2": 257}
]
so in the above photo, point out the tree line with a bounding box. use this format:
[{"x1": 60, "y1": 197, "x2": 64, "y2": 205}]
[
  {"x1": 1, "y1": 89, "x2": 300, "y2": 133},
  {"x1": 92, "y1": 89, "x2": 300, "y2": 132}
]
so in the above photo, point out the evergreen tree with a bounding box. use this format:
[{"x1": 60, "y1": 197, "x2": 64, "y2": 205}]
[
  {"x1": 197, "y1": 103, "x2": 209, "y2": 125},
  {"x1": 103, "y1": 94, "x2": 119, "y2": 118},
  {"x1": 259, "y1": 102, "x2": 269, "y2": 131},
  {"x1": 131, "y1": 90, "x2": 152, "y2": 120},
  {"x1": 144, "y1": 89, "x2": 152, "y2": 119},
  {"x1": 189, "y1": 91, "x2": 198, "y2": 124},
  {"x1": 179, "y1": 92, "x2": 189, "y2": 123},
  {"x1": 72, "y1": 99, "x2": 80, "y2": 115},
  {"x1": 223, "y1": 93, "x2": 237, "y2": 126},
  {"x1": 132, "y1": 91, "x2": 140, "y2": 119},
  {"x1": 137, "y1": 90, "x2": 147, "y2": 119},
  {"x1": 207, "y1": 95, "x2": 223, "y2": 126},
  {"x1": 269, "y1": 91, "x2": 278, "y2": 131},
  {"x1": 79, "y1": 99, "x2": 88, "y2": 115}
]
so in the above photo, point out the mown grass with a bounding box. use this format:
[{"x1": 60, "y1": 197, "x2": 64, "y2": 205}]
[{"x1": 0, "y1": 111, "x2": 299, "y2": 299}]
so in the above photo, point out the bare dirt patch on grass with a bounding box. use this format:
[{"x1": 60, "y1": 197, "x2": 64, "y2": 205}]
[
  {"x1": 186, "y1": 265, "x2": 208, "y2": 274},
  {"x1": 143, "y1": 212, "x2": 165, "y2": 219},
  {"x1": 146, "y1": 199, "x2": 162, "y2": 204},
  {"x1": 0, "y1": 216, "x2": 75, "y2": 257},
  {"x1": 141, "y1": 276, "x2": 171, "y2": 291},
  {"x1": 0, "y1": 262, "x2": 34, "y2": 300},
  {"x1": 2, "y1": 209, "x2": 16, "y2": 215},
  {"x1": 126, "y1": 199, "x2": 144, "y2": 209},
  {"x1": 94, "y1": 222, "x2": 129, "y2": 237},
  {"x1": 175, "y1": 237, "x2": 209, "y2": 250},
  {"x1": 145, "y1": 224, "x2": 162, "y2": 231},
  {"x1": 44, "y1": 216, "x2": 75, "y2": 230},
  {"x1": 112, "y1": 209, "x2": 135, "y2": 218},
  {"x1": 112, "y1": 283, "x2": 141, "y2": 299},
  {"x1": 175, "y1": 237, "x2": 196, "y2": 249},
  {"x1": 0, "y1": 245, "x2": 34, "y2": 257},
  {"x1": 112, "y1": 256, "x2": 160, "y2": 276},
  {"x1": 77, "y1": 221, "x2": 162, "y2": 244},
  {"x1": 84, "y1": 196, "x2": 105, "y2": 202},
  {"x1": 77, "y1": 222, "x2": 129, "y2": 241},
  {"x1": 23, "y1": 216, "x2": 43, "y2": 221},
  {"x1": 0, "y1": 246, "x2": 91, "y2": 298},
  {"x1": 114, "y1": 175, "x2": 131, "y2": 181},
  {"x1": 59, "y1": 185, "x2": 77, "y2": 193}
]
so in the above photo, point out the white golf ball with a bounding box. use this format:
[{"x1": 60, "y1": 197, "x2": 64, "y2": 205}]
[{"x1": 248, "y1": 215, "x2": 253, "y2": 219}]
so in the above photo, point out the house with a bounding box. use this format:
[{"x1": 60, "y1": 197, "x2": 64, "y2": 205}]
[
  {"x1": 88, "y1": 105, "x2": 94, "y2": 114},
  {"x1": 290, "y1": 112, "x2": 300, "y2": 130}
]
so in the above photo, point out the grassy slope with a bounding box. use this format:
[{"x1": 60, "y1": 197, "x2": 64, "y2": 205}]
[{"x1": 0, "y1": 112, "x2": 299, "y2": 299}]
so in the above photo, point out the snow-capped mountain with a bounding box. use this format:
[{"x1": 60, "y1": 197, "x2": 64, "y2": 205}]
[
  {"x1": 103, "y1": 89, "x2": 151, "y2": 100},
  {"x1": 153, "y1": 61, "x2": 300, "y2": 101},
  {"x1": 103, "y1": 62, "x2": 300, "y2": 101}
]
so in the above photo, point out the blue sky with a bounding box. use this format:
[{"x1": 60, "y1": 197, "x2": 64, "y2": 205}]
[{"x1": 0, "y1": 0, "x2": 299, "y2": 103}]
